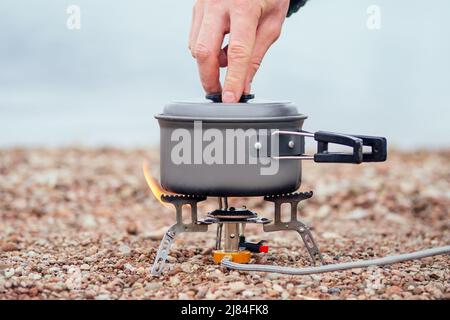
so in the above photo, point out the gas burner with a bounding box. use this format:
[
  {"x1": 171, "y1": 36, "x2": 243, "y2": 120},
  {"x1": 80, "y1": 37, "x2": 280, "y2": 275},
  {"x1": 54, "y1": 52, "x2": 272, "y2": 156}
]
[
  {"x1": 151, "y1": 192, "x2": 324, "y2": 276},
  {"x1": 208, "y1": 207, "x2": 256, "y2": 220}
]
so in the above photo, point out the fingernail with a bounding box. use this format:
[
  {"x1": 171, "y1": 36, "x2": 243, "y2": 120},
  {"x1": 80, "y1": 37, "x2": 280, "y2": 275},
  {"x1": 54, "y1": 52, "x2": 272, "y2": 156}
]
[{"x1": 222, "y1": 91, "x2": 236, "y2": 103}]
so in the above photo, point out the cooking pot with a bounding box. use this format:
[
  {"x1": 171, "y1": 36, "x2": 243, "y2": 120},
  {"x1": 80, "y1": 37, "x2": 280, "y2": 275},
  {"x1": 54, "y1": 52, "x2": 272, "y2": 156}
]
[{"x1": 155, "y1": 94, "x2": 387, "y2": 196}]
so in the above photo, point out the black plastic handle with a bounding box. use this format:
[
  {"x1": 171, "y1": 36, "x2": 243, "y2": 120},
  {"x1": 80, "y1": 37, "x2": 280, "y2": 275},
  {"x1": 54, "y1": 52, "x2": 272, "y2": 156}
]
[
  {"x1": 206, "y1": 93, "x2": 255, "y2": 103},
  {"x1": 349, "y1": 134, "x2": 387, "y2": 162},
  {"x1": 314, "y1": 131, "x2": 364, "y2": 163},
  {"x1": 313, "y1": 131, "x2": 387, "y2": 163}
]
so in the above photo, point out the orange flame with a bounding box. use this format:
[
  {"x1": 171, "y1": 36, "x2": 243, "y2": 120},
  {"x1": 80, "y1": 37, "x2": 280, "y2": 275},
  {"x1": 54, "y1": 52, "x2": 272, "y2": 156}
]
[{"x1": 142, "y1": 161, "x2": 174, "y2": 208}]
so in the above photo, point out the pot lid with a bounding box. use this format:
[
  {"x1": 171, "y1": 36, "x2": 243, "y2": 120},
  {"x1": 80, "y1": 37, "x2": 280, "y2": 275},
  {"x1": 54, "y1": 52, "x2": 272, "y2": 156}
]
[{"x1": 155, "y1": 94, "x2": 307, "y2": 122}]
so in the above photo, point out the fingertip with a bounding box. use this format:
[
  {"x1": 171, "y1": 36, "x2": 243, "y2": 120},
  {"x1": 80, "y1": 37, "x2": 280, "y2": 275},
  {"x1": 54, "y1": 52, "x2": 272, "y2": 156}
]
[{"x1": 222, "y1": 91, "x2": 236, "y2": 103}]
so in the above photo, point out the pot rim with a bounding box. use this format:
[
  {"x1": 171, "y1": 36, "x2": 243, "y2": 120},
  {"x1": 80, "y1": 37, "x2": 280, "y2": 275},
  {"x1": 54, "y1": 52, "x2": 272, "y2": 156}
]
[{"x1": 154, "y1": 114, "x2": 308, "y2": 123}]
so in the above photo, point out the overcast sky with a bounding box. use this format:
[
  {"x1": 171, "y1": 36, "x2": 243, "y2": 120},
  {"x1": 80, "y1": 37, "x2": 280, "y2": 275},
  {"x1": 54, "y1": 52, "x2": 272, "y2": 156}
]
[{"x1": 0, "y1": 0, "x2": 449, "y2": 148}]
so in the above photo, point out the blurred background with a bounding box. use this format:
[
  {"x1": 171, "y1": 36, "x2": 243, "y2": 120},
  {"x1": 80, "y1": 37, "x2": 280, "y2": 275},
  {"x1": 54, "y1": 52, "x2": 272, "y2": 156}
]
[{"x1": 0, "y1": 0, "x2": 449, "y2": 149}]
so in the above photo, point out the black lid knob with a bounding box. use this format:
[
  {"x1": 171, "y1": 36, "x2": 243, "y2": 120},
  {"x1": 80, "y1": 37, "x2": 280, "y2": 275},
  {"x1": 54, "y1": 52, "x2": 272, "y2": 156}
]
[{"x1": 206, "y1": 93, "x2": 255, "y2": 103}]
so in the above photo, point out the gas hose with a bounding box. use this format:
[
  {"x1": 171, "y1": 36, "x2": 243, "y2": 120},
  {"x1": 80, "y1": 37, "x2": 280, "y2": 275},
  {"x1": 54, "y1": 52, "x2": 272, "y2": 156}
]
[{"x1": 221, "y1": 245, "x2": 450, "y2": 275}]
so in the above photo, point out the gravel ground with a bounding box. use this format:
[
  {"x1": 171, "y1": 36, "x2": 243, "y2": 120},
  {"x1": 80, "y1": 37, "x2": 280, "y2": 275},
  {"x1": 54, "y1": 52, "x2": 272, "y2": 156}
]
[{"x1": 0, "y1": 148, "x2": 449, "y2": 300}]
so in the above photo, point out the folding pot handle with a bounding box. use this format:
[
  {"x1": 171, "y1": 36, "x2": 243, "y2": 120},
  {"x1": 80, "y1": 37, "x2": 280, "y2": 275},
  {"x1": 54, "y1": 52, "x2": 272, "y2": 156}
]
[
  {"x1": 350, "y1": 134, "x2": 387, "y2": 162},
  {"x1": 272, "y1": 130, "x2": 387, "y2": 164},
  {"x1": 314, "y1": 131, "x2": 363, "y2": 163}
]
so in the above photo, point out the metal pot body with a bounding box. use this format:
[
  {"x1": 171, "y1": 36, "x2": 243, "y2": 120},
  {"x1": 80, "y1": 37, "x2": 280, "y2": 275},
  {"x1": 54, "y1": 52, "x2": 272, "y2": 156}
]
[
  {"x1": 158, "y1": 118, "x2": 306, "y2": 196},
  {"x1": 156, "y1": 99, "x2": 387, "y2": 197}
]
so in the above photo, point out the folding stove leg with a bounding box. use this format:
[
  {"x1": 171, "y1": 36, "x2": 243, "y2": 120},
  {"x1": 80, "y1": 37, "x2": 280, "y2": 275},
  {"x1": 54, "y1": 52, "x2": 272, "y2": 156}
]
[
  {"x1": 150, "y1": 195, "x2": 208, "y2": 276},
  {"x1": 263, "y1": 192, "x2": 324, "y2": 266},
  {"x1": 151, "y1": 224, "x2": 177, "y2": 276}
]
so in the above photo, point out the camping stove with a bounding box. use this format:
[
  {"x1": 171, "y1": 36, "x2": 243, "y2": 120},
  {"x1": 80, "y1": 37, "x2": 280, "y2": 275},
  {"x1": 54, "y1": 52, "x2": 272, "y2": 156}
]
[{"x1": 151, "y1": 191, "x2": 324, "y2": 276}]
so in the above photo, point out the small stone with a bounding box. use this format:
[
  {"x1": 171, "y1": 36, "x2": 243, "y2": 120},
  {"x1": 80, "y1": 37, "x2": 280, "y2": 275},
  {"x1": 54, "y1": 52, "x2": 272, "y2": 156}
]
[
  {"x1": 272, "y1": 284, "x2": 284, "y2": 293},
  {"x1": 29, "y1": 273, "x2": 42, "y2": 280},
  {"x1": 352, "y1": 268, "x2": 363, "y2": 275},
  {"x1": 136, "y1": 267, "x2": 146, "y2": 275},
  {"x1": 229, "y1": 281, "x2": 246, "y2": 293},
  {"x1": 170, "y1": 277, "x2": 180, "y2": 286},
  {"x1": 265, "y1": 273, "x2": 280, "y2": 280},
  {"x1": 242, "y1": 290, "x2": 255, "y2": 298},
  {"x1": 143, "y1": 230, "x2": 165, "y2": 241},
  {"x1": 386, "y1": 286, "x2": 403, "y2": 295},
  {"x1": 124, "y1": 263, "x2": 134, "y2": 271},
  {"x1": 329, "y1": 287, "x2": 341, "y2": 294},
  {"x1": 345, "y1": 209, "x2": 369, "y2": 220},
  {"x1": 80, "y1": 214, "x2": 97, "y2": 228},
  {"x1": 80, "y1": 264, "x2": 90, "y2": 270},
  {"x1": 181, "y1": 263, "x2": 192, "y2": 273},
  {"x1": 132, "y1": 288, "x2": 145, "y2": 297},
  {"x1": 29, "y1": 287, "x2": 39, "y2": 297},
  {"x1": 27, "y1": 251, "x2": 38, "y2": 257},
  {"x1": 317, "y1": 205, "x2": 331, "y2": 218},
  {"x1": 1, "y1": 242, "x2": 18, "y2": 252},
  {"x1": 178, "y1": 293, "x2": 189, "y2": 300},
  {"x1": 126, "y1": 222, "x2": 138, "y2": 235},
  {"x1": 4, "y1": 268, "x2": 15, "y2": 278},
  {"x1": 196, "y1": 287, "x2": 208, "y2": 299},
  {"x1": 145, "y1": 282, "x2": 162, "y2": 291},
  {"x1": 85, "y1": 290, "x2": 96, "y2": 299},
  {"x1": 267, "y1": 289, "x2": 279, "y2": 297},
  {"x1": 319, "y1": 285, "x2": 329, "y2": 293},
  {"x1": 413, "y1": 287, "x2": 423, "y2": 295},
  {"x1": 95, "y1": 294, "x2": 111, "y2": 300},
  {"x1": 322, "y1": 232, "x2": 340, "y2": 239},
  {"x1": 119, "y1": 245, "x2": 131, "y2": 256}
]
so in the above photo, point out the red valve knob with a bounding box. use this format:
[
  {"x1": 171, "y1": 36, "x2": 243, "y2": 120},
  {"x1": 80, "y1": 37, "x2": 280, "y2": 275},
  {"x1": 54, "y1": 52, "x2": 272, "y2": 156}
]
[{"x1": 259, "y1": 245, "x2": 269, "y2": 253}]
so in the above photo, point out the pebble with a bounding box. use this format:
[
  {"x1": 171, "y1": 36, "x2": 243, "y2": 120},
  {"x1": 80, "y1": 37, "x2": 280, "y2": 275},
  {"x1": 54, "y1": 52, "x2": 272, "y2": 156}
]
[
  {"x1": 265, "y1": 273, "x2": 280, "y2": 280},
  {"x1": 272, "y1": 284, "x2": 284, "y2": 293},
  {"x1": 178, "y1": 293, "x2": 189, "y2": 300},
  {"x1": 345, "y1": 209, "x2": 369, "y2": 220},
  {"x1": 79, "y1": 215, "x2": 97, "y2": 229},
  {"x1": 170, "y1": 277, "x2": 180, "y2": 286},
  {"x1": 329, "y1": 287, "x2": 341, "y2": 294},
  {"x1": 29, "y1": 273, "x2": 42, "y2": 280},
  {"x1": 229, "y1": 281, "x2": 246, "y2": 293},
  {"x1": 4, "y1": 268, "x2": 15, "y2": 278},
  {"x1": 196, "y1": 287, "x2": 208, "y2": 299},
  {"x1": 319, "y1": 286, "x2": 329, "y2": 293},
  {"x1": 181, "y1": 263, "x2": 192, "y2": 273},
  {"x1": 413, "y1": 287, "x2": 424, "y2": 295},
  {"x1": 126, "y1": 222, "x2": 138, "y2": 235},
  {"x1": 124, "y1": 263, "x2": 134, "y2": 271},
  {"x1": 136, "y1": 267, "x2": 146, "y2": 275},
  {"x1": 1, "y1": 243, "x2": 19, "y2": 252},
  {"x1": 242, "y1": 290, "x2": 255, "y2": 298},
  {"x1": 118, "y1": 245, "x2": 131, "y2": 256},
  {"x1": 145, "y1": 282, "x2": 162, "y2": 291}
]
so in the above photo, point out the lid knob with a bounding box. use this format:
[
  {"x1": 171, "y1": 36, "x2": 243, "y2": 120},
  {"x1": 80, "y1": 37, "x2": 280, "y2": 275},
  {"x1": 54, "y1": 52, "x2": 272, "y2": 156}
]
[{"x1": 205, "y1": 93, "x2": 255, "y2": 103}]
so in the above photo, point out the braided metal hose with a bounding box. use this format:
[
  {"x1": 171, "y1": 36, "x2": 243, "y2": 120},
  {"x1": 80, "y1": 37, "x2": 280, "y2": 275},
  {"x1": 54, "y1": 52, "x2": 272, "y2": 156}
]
[{"x1": 221, "y1": 245, "x2": 450, "y2": 275}]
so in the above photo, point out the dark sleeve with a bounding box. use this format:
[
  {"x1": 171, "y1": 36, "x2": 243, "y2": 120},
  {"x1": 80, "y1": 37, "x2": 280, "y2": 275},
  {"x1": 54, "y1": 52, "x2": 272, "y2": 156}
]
[{"x1": 287, "y1": 0, "x2": 309, "y2": 17}]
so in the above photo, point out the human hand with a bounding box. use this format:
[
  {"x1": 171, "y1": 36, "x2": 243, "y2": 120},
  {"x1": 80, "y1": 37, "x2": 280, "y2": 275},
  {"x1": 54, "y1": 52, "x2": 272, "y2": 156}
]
[{"x1": 189, "y1": 0, "x2": 290, "y2": 103}]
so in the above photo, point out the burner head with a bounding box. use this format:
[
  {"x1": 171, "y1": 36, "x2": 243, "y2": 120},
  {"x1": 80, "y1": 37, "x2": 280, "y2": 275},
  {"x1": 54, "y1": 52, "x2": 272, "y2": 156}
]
[{"x1": 208, "y1": 207, "x2": 257, "y2": 220}]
